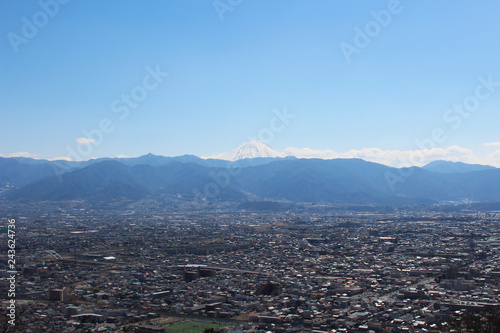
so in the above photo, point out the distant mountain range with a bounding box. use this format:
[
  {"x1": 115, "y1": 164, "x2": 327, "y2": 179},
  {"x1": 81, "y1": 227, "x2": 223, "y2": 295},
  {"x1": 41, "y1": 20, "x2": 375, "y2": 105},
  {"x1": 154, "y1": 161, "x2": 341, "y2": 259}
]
[
  {"x1": 1, "y1": 143, "x2": 499, "y2": 206},
  {"x1": 421, "y1": 160, "x2": 496, "y2": 174}
]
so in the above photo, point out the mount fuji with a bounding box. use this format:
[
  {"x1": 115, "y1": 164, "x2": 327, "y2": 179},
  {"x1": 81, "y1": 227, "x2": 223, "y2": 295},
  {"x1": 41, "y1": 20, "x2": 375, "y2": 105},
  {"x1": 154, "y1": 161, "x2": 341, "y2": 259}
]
[
  {"x1": 211, "y1": 140, "x2": 283, "y2": 161},
  {"x1": 3, "y1": 141, "x2": 500, "y2": 205}
]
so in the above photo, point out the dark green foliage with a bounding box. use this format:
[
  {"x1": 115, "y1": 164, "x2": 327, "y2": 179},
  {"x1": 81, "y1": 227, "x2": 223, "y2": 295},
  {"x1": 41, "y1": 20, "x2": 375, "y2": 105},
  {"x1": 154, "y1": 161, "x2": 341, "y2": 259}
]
[{"x1": 450, "y1": 310, "x2": 500, "y2": 332}]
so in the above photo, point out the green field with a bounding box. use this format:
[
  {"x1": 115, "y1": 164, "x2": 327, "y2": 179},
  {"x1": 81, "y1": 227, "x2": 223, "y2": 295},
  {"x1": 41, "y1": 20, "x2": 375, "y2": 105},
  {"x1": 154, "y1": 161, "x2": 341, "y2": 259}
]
[{"x1": 165, "y1": 320, "x2": 227, "y2": 333}]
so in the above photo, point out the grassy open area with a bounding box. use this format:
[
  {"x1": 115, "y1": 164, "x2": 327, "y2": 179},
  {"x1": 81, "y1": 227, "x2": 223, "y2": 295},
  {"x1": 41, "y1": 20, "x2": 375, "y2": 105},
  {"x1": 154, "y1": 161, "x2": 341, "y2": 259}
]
[{"x1": 165, "y1": 320, "x2": 227, "y2": 333}]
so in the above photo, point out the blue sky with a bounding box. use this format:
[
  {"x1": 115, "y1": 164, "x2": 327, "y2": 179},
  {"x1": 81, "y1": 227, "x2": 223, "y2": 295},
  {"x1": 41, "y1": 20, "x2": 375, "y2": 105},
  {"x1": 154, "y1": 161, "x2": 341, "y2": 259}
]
[{"x1": 1, "y1": 0, "x2": 500, "y2": 166}]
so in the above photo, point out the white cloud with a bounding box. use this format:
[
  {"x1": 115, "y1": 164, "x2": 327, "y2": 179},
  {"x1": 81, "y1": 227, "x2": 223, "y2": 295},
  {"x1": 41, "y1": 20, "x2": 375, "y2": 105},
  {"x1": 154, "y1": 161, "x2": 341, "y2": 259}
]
[
  {"x1": 486, "y1": 149, "x2": 500, "y2": 166},
  {"x1": 207, "y1": 142, "x2": 500, "y2": 168},
  {"x1": 283, "y1": 147, "x2": 338, "y2": 159},
  {"x1": 488, "y1": 149, "x2": 500, "y2": 157},
  {"x1": 8, "y1": 152, "x2": 37, "y2": 158},
  {"x1": 75, "y1": 137, "x2": 95, "y2": 144},
  {"x1": 115, "y1": 154, "x2": 130, "y2": 159},
  {"x1": 484, "y1": 142, "x2": 500, "y2": 147},
  {"x1": 282, "y1": 145, "x2": 487, "y2": 168},
  {"x1": 49, "y1": 156, "x2": 72, "y2": 161}
]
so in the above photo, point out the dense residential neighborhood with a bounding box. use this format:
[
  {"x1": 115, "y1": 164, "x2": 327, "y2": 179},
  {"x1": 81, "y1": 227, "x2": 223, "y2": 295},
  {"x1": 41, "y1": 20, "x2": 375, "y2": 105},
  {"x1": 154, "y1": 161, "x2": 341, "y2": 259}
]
[{"x1": 2, "y1": 202, "x2": 500, "y2": 332}]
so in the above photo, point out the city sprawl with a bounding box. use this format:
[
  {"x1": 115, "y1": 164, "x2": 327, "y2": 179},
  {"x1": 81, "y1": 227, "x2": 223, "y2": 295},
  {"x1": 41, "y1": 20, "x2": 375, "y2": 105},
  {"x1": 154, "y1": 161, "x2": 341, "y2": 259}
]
[{"x1": 1, "y1": 203, "x2": 500, "y2": 332}]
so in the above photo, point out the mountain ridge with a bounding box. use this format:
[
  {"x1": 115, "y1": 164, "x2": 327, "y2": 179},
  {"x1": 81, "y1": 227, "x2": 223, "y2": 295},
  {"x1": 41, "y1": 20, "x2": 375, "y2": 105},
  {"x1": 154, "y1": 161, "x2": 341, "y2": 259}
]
[
  {"x1": 2, "y1": 141, "x2": 499, "y2": 205},
  {"x1": 4, "y1": 157, "x2": 500, "y2": 206},
  {"x1": 423, "y1": 160, "x2": 496, "y2": 174}
]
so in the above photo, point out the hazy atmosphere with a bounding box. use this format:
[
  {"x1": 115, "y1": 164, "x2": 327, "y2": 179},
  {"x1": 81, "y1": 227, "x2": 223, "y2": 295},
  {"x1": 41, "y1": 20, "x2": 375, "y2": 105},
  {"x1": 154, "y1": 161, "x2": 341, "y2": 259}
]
[
  {"x1": 1, "y1": 1, "x2": 500, "y2": 166},
  {"x1": 0, "y1": 0, "x2": 500, "y2": 333},
  {"x1": 2, "y1": 2, "x2": 500, "y2": 333}
]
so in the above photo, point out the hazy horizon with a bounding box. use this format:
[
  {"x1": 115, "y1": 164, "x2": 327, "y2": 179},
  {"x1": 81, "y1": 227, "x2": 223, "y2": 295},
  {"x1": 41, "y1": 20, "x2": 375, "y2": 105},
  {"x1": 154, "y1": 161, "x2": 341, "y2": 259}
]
[{"x1": 2, "y1": 1, "x2": 500, "y2": 166}]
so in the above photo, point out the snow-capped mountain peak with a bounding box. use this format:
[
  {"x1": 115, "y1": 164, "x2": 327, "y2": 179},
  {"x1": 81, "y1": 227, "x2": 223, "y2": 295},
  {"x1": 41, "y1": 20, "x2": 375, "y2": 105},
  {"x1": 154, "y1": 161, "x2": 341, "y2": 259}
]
[{"x1": 212, "y1": 140, "x2": 283, "y2": 161}]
